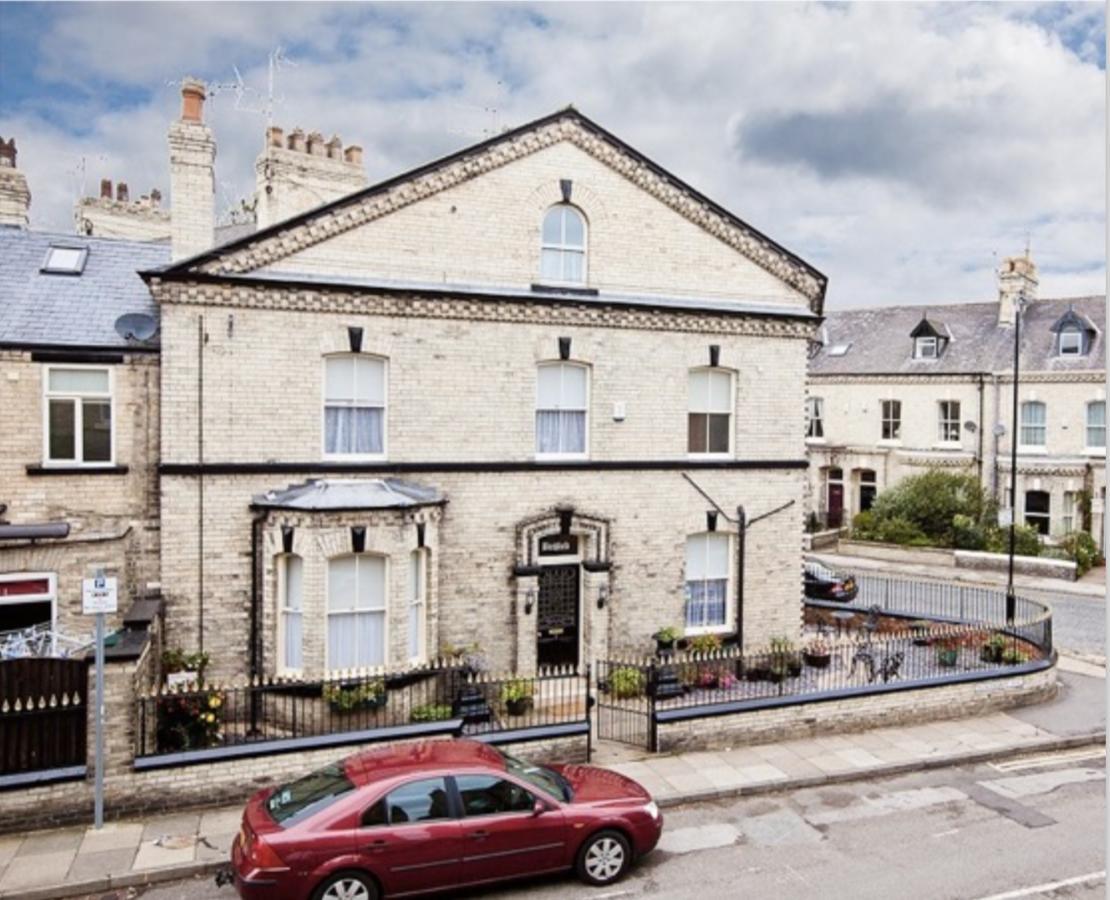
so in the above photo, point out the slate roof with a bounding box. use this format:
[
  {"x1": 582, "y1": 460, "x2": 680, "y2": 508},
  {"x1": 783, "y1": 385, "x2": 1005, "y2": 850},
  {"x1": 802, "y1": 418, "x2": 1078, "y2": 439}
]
[
  {"x1": 0, "y1": 226, "x2": 168, "y2": 350},
  {"x1": 251, "y1": 478, "x2": 445, "y2": 511},
  {"x1": 810, "y1": 296, "x2": 1105, "y2": 376}
]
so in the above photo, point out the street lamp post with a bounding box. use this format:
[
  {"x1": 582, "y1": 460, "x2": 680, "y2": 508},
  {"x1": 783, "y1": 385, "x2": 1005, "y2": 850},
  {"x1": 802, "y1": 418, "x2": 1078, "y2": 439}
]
[{"x1": 1005, "y1": 292, "x2": 1027, "y2": 624}]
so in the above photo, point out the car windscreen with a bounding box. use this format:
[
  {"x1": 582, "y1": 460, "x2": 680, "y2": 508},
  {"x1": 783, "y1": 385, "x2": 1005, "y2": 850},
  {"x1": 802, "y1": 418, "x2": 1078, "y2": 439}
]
[
  {"x1": 498, "y1": 749, "x2": 573, "y2": 802},
  {"x1": 266, "y1": 762, "x2": 356, "y2": 827}
]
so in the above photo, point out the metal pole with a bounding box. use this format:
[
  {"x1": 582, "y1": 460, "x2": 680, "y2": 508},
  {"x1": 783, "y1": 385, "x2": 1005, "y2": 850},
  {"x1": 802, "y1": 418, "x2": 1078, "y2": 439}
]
[
  {"x1": 94, "y1": 611, "x2": 105, "y2": 829},
  {"x1": 1006, "y1": 297, "x2": 1022, "y2": 624}
]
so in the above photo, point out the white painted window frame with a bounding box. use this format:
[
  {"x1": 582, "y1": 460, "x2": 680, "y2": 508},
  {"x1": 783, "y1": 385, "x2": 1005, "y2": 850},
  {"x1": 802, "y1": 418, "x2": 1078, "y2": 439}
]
[
  {"x1": 936, "y1": 400, "x2": 961, "y2": 446},
  {"x1": 687, "y1": 367, "x2": 735, "y2": 458},
  {"x1": 534, "y1": 361, "x2": 590, "y2": 460},
  {"x1": 880, "y1": 398, "x2": 902, "y2": 443},
  {"x1": 805, "y1": 396, "x2": 825, "y2": 442},
  {"x1": 1085, "y1": 401, "x2": 1106, "y2": 454},
  {"x1": 325, "y1": 554, "x2": 389, "y2": 672},
  {"x1": 0, "y1": 572, "x2": 57, "y2": 654},
  {"x1": 276, "y1": 554, "x2": 304, "y2": 676},
  {"x1": 321, "y1": 353, "x2": 388, "y2": 462},
  {"x1": 408, "y1": 548, "x2": 427, "y2": 665},
  {"x1": 538, "y1": 204, "x2": 588, "y2": 287},
  {"x1": 683, "y1": 532, "x2": 732, "y2": 636},
  {"x1": 1018, "y1": 400, "x2": 1047, "y2": 453},
  {"x1": 41, "y1": 364, "x2": 115, "y2": 467}
]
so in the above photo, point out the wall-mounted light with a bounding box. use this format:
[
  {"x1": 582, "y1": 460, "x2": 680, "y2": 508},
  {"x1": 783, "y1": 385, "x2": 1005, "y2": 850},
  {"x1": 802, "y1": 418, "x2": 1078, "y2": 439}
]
[
  {"x1": 524, "y1": 588, "x2": 535, "y2": 616},
  {"x1": 597, "y1": 584, "x2": 609, "y2": 610}
]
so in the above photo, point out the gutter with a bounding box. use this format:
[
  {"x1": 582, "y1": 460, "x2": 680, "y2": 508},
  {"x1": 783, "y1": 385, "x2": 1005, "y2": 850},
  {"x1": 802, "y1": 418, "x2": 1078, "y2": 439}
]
[{"x1": 0, "y1": 523, "x2": 70, "y2": 540}]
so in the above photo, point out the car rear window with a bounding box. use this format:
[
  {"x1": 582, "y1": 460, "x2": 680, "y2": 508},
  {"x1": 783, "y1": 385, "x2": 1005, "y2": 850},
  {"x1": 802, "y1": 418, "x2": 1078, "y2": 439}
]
[{"x1": 267, "y1": 762, "x2": 355, "y2": 826}]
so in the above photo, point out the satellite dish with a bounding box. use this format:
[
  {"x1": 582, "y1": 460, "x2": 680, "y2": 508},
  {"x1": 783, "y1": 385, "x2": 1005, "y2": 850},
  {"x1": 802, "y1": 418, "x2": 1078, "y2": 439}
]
[
  {"x1": 114, "y1": 313, "x2": 158, "y2": 342},
  {"x1": 963, "y1": 420, "x2": 977, "y2": 433}
]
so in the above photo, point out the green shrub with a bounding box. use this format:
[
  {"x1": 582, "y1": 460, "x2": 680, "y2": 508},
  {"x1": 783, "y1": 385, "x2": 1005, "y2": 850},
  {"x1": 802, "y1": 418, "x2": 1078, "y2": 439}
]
[
  {"x1": 985, "y1": 524, "x2": 1042, "y2": 558},
  {"x1": 323, "y1": 680, "x2": 386, "y2": 712},
  {"x1": 499, "y1": 678, "x2": 534, "y2": 704},
  {"x1": 410, "y1": 704, "x2": 453, "y2": 722},
  {"x1": 688, "y1": 634, "x2": 722, "y2": 654},
  {"x1": 867, "y1": 471, "x2": 991, "y2": 545},
  {"x1": 608, "y1": 666, "x2": 646, "y2": 699},
  {"x1": 873, "y1": 516, "x2": 930, "y2": 546},
  {"x1": 1060, "y1": 531, "x2": 1104, "y2": 576}
]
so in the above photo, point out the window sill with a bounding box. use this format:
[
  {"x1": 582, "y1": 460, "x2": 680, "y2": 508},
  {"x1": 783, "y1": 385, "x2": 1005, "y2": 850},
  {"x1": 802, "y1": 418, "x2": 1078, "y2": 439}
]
[
  {"x1": 931, "y1": 443, "x2": 962, "y2": 451},
  {"x1": 322, "y1": 454, "x2": 387, "y2": 463},
  {"x1": 683, "y1": 625, "x2": 731, "y2": 637},
  {"x1": 27, "y1": 464, "x2": 129, "y2": 476},
  {"x1": 1017, "y1": 447, "x2": 1047, "y2": 455},
  {"x1": 805, "y1": 437, "x2": 827, "y2": 445},
  {"x1": 877, "y1": 439, "x2": 902, "y2": 447},
  {"x1": 687, "y1": 452, "x2": 733, "y2": 460},
  {"x1": 530, "y1": 282, "x2": 598, "y2": 297},
  {"x1": 1084, "y1": 448, "x2": 1106, "y2": 457},
  {"x1": 535, "y1": 453, "x2": 589, "y2": 462}
]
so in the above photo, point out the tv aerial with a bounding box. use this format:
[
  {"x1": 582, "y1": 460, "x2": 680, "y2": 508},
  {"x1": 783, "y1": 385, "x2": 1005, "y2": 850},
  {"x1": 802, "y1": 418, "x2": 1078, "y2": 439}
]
[{"x1": 114, "y1": 313, "x2": 159, "y2": 342}]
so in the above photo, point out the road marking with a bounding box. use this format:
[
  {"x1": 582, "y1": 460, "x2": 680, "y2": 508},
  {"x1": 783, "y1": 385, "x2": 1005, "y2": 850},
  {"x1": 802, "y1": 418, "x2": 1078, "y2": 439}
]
[
  {"x1": 989, "y1": 748, "x2": 1105, "y2": 773},
  {"x1": 970, "y1": 870, "x2": 1106, "y2": 900},
  {"x1": 977, "y1": 767, "x2": 1104, "y2": 800},
  {"x1": 594, "y1": 891, "x2": 633, "y2": 899},
  {"x1": 931, "y1": 828, "x2": 960, "y2": 838},
  {"x1": 656, "y1": 823, "x2": 741, "y2": 855}
]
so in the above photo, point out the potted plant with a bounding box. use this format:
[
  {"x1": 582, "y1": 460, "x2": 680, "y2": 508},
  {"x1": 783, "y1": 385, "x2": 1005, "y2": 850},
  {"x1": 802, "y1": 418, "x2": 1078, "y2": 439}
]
[
  {"x1": 500, "y1": 678, "x2": 535, "y2": 716},
  {"x1": 980, "y1": 633, "x2": 1007, "y2": 664},
  {"x1": 767, "y1": 661, "x2": 789, "y2": 683},
  {"x1": 936, "y1": 639, "x2": 959, "y2": 668},
  {"x1": 608, "y1": 666, "x2": 646, "y2": 699},
  {"x1": 653, "y1": 626, "x2": 681, "y2": 654},
  {"x1": 323, "y1": 679, "x2": 387, "y2": 713},
  {"x1": 717, "y1": 671, "x2": 740, "y2": 691},
  {"x1": 1002, "y1": 647, "x2": 1030, "y2": 666},
  {"x1": 803, "y1": 638, "x2": 832, "y2": 669},
  {"x1": 908, "y1": 620, "x2": 933, "y2": 647},
  {"x1": 695, "y1": 667, "x2": 719, "y2": 690},
  {"x1": 688, "y1": 634, "x2": 722, "y2": 655}
]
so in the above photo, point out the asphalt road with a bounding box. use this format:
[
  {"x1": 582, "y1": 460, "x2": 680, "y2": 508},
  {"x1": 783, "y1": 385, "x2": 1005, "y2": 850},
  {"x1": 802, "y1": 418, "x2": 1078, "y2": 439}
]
[
  {"x1": 1021, "y1": 588, "x2": 1105, "y2": 658},
  {"x1": 117, "y1": 752, "x2": 1105, "y2": 900}
]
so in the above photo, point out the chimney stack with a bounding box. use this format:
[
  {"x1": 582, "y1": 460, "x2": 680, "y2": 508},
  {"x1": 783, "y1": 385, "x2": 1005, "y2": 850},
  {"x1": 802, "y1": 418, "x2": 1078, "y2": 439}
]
[
  {"x1": 116, "y1": 182, "x2": 129, "y2": 203},
  {"x1": 0, "y1": 136, "x2": 31, "y2": 228},
  {"x1": 100, "y1": 178, "x2": 113, "y2": 199},
  {"x1": 168, "y1": 77, "x2": 215, "y2": 260},
  {"x1": 254, "y1": 123, "x2": 368, "y2": 229},
  {"x1": 997, "y1": 251, "x2": 1038, "y2": 326}
]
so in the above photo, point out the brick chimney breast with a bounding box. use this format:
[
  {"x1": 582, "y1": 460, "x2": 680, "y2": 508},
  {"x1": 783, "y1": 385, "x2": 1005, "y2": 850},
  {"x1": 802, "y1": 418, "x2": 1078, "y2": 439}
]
[
  {"x1": 997, "y1": 252, "x2": 1038, "y2": 326},
  {"x1": 306, "y1": 131, "x2": 326, "y2": 156},
  {"x1": 326, "y1": 135, "x2": 343, "y2": 160},
  {"x1": 116, "y1": 182, "x2": 129, "y2": 203},
  {"x1": 267, "y1": 126, "x2": 284, "y2": 148},
  {"x1": 0, "y1": 137, "x2": 15, "y2": 169},
  {"x1": 344, "y1": 145, "x2": 363, "y2": 166},
  {"x1": 100, "y1": 178, "x2": 112, "y2": 199},
  {"x1": 168, "y1": 77, "x2": 216, "y2": 259},
  {"x1": 288, "y1": 128, "x2": 306, "y2": 152}
]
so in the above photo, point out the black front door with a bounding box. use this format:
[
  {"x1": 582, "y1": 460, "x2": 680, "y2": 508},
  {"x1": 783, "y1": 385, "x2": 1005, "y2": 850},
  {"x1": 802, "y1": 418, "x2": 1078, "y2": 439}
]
[{"x1": 537, "y1": 564, "x2": 580, "y2": 668}]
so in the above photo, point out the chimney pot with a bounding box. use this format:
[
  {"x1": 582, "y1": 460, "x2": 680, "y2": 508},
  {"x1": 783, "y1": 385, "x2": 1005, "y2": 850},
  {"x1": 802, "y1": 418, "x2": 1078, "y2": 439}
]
[
  {"x1": 150, "y1": 188, "x2": 162, "y2": 207},
  {"x1": 288, "y1": 128, "x2": 305, "y2": 152},
  {"x1": 0, "y1": 137, "x2": 14, "y2": 169},
  {"x1": 116, "y1": 182, "x2": 129, "y2": 203},
  {"x1": 266, "y1": 125, "x2": 284, "y2": 148},
  {"x1": 100, "y1": 178, "x2": 113, "y2": 199},
  {"x1": 344, "y1": 145, "x2": 363, "y2": 166},
  {"x1": 306, "y1": 131, "x2": 326, "y2": 156},
  {"x1": 180, "y1": 77, "x2": 207, "y2": 123},
  {"x1": 326, "y1": 135, "x2": 343, "y2": 160}
]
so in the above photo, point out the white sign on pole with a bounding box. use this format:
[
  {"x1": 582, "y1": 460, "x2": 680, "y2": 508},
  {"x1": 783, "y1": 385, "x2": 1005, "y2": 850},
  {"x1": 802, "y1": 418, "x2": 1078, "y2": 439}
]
[
  {"x1": 82, "y1": 575, "x2": 118, "y2": 615},
  {"x1": 998, "y1": 508, "x2": 1013, "y2": 528}
]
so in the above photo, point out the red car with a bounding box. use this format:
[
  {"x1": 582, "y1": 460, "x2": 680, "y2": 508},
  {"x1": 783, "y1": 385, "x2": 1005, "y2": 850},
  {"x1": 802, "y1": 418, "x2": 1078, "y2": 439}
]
[{"x1": 229, "y1": 739, "x2": 663, "y2": 899}]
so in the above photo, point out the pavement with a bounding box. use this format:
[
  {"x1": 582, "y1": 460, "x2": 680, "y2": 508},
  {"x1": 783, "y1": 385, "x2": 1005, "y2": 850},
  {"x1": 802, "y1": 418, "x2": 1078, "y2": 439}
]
[
  {"x1": 0, "y1": 665, "x2": 1103, "y2": 900},
  {"x1": 809, "y1": 550, "x2": 1106, "y2": 600}
]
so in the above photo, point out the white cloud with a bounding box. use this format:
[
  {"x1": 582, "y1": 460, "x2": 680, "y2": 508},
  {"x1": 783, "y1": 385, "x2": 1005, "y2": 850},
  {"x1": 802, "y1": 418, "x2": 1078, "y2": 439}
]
[{"x1": 1, "y1": 1, "x2": 1103, "y2": 309}]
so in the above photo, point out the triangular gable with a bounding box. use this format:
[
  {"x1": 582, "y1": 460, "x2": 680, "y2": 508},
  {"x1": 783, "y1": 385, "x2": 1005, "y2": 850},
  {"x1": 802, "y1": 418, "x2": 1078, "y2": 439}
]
[
  {"x1": 159, "y1": 108, "x2": 826, "y2": 311},
  {"x1": 1050, "y1": 306, "x2": 1097, "y2": 335}
]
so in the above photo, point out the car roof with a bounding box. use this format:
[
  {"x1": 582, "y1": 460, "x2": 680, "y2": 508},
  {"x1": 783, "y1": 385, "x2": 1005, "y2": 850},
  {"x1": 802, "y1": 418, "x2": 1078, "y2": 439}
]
[{"x1": 342, "y1": 739, "x2": 506, "y2": 787}]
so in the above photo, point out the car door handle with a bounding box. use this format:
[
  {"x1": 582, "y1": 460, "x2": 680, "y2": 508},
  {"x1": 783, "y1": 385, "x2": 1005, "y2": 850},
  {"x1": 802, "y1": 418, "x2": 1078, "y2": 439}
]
[
  {"x1": 468, "y1": 830, "x2": 490, "y2": 840},
  {"x1": 366, "y1": 839, "x2": 388, "y2": 852}
]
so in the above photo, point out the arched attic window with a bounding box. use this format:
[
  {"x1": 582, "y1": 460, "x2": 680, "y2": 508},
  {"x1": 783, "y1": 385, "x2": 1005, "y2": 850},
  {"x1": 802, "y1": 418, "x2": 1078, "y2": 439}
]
[{"x1": 539, "y1": 205, "x2": 586, "y2": 285}]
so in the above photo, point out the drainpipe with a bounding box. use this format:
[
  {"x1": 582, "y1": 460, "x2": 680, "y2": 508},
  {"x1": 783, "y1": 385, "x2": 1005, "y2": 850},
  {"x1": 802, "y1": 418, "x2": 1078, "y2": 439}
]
[
  {"x1": 976, "y1": 373, "x2": 985, "y2": 487},
  {"x1": 197, "y1": 314, "x2": 206, "y2": 653},
  {"x1": 990, "y1": 374, "x2": 1002, "y2": 501},
  {"x1": 735, "y1": 506, "x2": 746, "y2": 649},
  {"x1": 249, "y1": 509, "x2": 268, "y2": 737}
]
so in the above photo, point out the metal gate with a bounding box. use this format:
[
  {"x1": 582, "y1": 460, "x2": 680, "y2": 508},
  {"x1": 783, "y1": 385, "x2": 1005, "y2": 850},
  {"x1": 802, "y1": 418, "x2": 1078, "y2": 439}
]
[
  {"x1": 595, "y1": 658, "x2": 655, "y2": 751},
  {"x1": 0, "y1": 657, "x2": 88, "y2": 777}
]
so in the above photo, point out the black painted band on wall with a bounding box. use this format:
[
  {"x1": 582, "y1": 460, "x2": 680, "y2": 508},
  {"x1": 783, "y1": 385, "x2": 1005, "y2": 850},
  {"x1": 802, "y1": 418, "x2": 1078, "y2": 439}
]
[{"x1": 160, "y1": 459, "x2": 809, "y2": 476}]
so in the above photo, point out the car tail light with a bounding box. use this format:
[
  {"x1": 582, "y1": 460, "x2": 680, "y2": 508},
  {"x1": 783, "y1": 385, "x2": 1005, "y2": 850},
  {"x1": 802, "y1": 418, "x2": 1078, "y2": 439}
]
[{"x1": 251, "y1": 836, "x2": 287, "y2": 870}]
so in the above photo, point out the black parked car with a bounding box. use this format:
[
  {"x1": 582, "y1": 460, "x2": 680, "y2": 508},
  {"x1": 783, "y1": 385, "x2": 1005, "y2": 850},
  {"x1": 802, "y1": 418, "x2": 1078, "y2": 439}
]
[{"x1": 804, "y1": 561, "x2": 858, "y2": 602}]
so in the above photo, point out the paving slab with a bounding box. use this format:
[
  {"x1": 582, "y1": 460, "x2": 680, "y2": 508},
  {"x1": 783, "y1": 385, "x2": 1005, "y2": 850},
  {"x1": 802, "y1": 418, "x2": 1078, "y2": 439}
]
[
  {"x1": 0, "y1": 849, "x2": 79, "y2": 891},
  {"x1": 0, "y1": 838, "x2": 20, "y2": 869},
  {"x1": 141, "y1": 814, "x2": 200, "y2": 842},
  {"x1": 78, "y1": 822, "x2": 144, "y2": 855},
  {"x1": 15, "y1": 829, "x2": 83, "y2": 857},
  {"x1": 198, "y1": 809, "x2": 243, "y2": 837},
  {"x1": 132, "y1": 838, "x2": 196, "y2": 871},
  {"x1": 67, "y1": 847, "x2": 137, "y2": 881}
]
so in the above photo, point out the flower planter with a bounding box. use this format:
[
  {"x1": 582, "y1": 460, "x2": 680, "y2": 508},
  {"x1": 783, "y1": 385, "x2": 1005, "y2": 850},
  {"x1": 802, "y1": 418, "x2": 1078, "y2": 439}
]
[
  {"x1": 505, "y1": 696, "x2": 534, "y2": 717},
  {"x1": 803, "y1": 651, "x2": 831, "y2": 669},
  {"x1": 979, "y1": 645, "x2": 1004, "y2": 664},
  {"x1": 936, "y1": 648, "x2": 959, "y2": 667}
]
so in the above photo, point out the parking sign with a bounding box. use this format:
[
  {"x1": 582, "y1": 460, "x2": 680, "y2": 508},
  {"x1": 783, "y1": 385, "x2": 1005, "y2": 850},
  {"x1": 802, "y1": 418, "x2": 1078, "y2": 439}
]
[{"x1": 82, "y1": 575, "x2": 118, "y2": 615}]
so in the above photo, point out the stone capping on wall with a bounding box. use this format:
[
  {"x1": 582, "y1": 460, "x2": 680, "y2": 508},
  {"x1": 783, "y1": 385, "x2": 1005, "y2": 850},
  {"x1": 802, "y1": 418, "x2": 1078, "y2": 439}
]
[{"x1": 834, "y1": 539, "x2": 1080, "y2": 581}]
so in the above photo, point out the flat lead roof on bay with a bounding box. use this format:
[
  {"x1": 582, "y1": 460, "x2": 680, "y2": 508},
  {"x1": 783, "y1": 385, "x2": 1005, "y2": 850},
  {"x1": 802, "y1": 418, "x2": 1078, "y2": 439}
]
[
  {"x1": 252, "y1": 478, "x2": 445, "y2": 511},
  {"x1": 187, "y1": 268, "x2": 819, "y2": 320}
]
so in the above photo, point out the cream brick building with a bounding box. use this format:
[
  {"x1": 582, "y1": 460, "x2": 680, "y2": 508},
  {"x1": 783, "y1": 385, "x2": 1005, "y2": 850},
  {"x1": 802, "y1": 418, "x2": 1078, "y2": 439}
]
[
  {"x1": 807, "y1": 255, "x2": 1105, "y2": 545},
  {"x1": 0, "y1": 136, "x2": 166, "y2": 645},
  {"x1": 145, "y1": 99, "x2": 827, "y2": 681}
]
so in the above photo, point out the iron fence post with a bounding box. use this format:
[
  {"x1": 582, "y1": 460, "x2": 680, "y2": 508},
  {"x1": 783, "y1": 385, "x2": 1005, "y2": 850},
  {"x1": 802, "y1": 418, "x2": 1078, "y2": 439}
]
[{"x1": 648, "y1": 661, "x2": 658, "y2": 753}]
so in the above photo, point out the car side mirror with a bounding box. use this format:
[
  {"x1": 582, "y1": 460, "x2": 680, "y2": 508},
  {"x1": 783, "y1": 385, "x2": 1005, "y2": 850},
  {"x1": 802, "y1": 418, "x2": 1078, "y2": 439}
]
[{"x1": 532, "y1": 799, "x2": 547, "y2": 817}]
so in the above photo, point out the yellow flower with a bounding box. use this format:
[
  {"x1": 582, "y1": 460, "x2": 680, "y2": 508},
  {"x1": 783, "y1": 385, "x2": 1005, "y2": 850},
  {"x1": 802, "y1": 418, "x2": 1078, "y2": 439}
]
[
  {"x1": 204, "y1": 712, "x2": 216, "y2": 724},
  {"x1": 208, "y1": 696, "x2": 222, "y2": 709}
]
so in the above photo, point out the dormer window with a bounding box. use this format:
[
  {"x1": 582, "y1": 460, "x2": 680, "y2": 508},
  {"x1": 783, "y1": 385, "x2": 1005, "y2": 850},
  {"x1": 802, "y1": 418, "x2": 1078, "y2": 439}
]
[
  {"x1": 1051, "y1": 307, "x2": 1096, "y2": 357},
  {"x1": 1059, "y1": 327, "x2": 1082, "y2": 356},
  {"x1": 540, "y1": 205, "x2": 586, "y2": 285},
  {"x1": 910, "y1": 315, "x2": 949, "y2": 360}
]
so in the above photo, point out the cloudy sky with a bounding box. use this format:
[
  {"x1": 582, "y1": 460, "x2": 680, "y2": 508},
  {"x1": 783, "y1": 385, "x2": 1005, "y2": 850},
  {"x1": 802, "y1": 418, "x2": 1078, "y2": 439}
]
[{"x1": 0, "y1": 2, "x2": 1104, "y2": 310}]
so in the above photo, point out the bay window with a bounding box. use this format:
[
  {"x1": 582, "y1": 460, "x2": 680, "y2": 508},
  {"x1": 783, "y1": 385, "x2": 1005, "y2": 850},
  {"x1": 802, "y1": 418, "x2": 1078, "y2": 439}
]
[{"x1": 327, "y1": 555, "x2": 386, "y2": 669}]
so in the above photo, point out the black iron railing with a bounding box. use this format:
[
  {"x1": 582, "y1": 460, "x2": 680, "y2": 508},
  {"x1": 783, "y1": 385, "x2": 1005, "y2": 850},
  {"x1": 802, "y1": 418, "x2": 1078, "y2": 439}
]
[{"x1": 136, "y1": 662, "x2": 589, "y2": 764}]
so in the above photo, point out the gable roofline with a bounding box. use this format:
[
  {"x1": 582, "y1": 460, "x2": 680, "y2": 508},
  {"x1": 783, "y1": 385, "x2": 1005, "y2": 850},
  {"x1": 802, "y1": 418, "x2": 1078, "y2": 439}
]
[
  {"x1": 153, "y1": 106, "x2": 827, "y2": 310},
  {"x1": 908, "y1": 314, "x2": 949, "y2": 340},
  {"x1": 1050, "y1": 305, "x2": 1098, "y2": 335}
]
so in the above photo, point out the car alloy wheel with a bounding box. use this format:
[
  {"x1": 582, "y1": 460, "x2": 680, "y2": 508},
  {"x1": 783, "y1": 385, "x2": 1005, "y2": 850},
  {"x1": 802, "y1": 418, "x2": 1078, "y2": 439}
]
[
  {"x1": 316, "y1": 872, "x2": 378, "y2": 900},
  {"x1": 578, "y1": 830, "x2": 631, "y2": 885}
]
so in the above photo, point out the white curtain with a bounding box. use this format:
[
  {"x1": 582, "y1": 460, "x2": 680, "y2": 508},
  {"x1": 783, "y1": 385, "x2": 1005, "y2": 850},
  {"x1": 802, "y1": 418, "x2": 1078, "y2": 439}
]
[
  {"x1": 328, "y1": 556, "x2": 386, "y2": 668},
  {"x1": 684, "y1": 534, "x2": 729, "y2": 629},
  {"x1": 684, "y1": 580, "x2": 727, "y2": 629},
  {"x1": 536, "y1": 411, "x2": 585, "y2": 454},
  {"x1": 325, "y1": 407, "x2": 383, "y2": 454},
  {"x1": 282, "y1": 556, "x2": 303, "y2": 670}
]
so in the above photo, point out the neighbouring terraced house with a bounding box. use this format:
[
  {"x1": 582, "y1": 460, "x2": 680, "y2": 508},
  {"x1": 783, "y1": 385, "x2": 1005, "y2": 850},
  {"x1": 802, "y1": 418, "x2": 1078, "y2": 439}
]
[
  {"x1": 806, "y1": 253, "x2": 1105, "y2": 546},
  {"x1": 1, "y1": 81, "x2": 827, "y2": 682}
]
